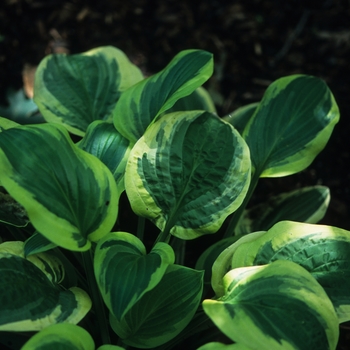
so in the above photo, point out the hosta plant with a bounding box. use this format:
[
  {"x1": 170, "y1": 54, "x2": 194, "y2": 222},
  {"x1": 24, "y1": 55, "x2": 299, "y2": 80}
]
[{"x1": 0, "y1": 45, "x2": 348, "y2": 350}]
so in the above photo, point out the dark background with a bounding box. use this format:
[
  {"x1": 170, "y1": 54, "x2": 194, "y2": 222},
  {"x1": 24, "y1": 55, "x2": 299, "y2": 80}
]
[{"x1": 1, "y1": 0, "x2": 350, "y2": 348}]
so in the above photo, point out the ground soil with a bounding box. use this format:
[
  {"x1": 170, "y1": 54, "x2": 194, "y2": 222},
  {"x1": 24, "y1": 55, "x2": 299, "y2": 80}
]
[{"x1": 1, "y1": 0, "x2": 350, "y2": 348}]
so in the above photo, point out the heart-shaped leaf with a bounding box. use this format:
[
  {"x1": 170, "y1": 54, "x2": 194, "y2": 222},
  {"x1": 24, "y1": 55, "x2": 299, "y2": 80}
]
[
  {"x1": 34, "y1": 46, "x2": 143, "y2": 136},
  {"x1": 109, "y1": 264, "x2": 203, "y2": 348},
  {"x1": 204, "y1": 260, "x2": 339, "y2": 350},
  {"x1": 0, "y1": 123, "x2": 119, "y2": 251},
  {"x1": 125, "y1": 111, "x2": 251, "y2": 240},
  {"x1": 0, "y1": 242, "x2": 91, "y2": 331},
  {"x1": 231, "y1": 221, "x2": 350, "y2": 322},
  {"x1": 242, "y1": 75, "x2": 340, "y2": 177},
  {"x1": 94, "y1": 231, "x2": 175, "y2": 320},
  {"x1": 113, "y1": 49, "x2": 213, "y2": 144}
]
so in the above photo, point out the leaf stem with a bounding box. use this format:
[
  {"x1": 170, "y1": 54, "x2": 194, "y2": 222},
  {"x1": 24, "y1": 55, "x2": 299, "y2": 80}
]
[
  {"x1": 81, "y1": 249, "x2": 111, "y2": 346},
  {"x1": 223, "y1": 170, "x2": 260, "y2": 238}
]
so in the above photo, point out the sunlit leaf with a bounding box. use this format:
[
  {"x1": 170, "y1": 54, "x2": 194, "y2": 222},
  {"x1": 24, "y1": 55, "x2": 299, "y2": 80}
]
[{"x1": 125, "y1": 111, "x2": 251, "y2": 240}]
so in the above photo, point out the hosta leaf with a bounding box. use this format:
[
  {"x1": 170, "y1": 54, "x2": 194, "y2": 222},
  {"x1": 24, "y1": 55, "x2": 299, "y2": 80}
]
[
  {"x1": 125, "y1": 111, "x2": 251, "y2": 240},
  {"x1": 24, "y1": 231, "x2": 57, "y2": 256},
  {"x1": 21, "y1": 324, "x2": 95, "y2": 350},
  {"x1": 78, "y1": 120, "x2": 132, "y2": 193},
  {"x1": 236, "y1": 185, "x2": 330, "y2": 234},
  {"x1": 242, "y1": 75, "x2": 340, "y2": 177},
  {"x1": 0, "y1": 244, "x2": 91, "y2": 331},
  {"x1": 34, "y1": 46, "x2": 143, "y2": 136},
  {"x1": 113, "y1": 49, "x2": 213, "y2": 144},
  {"x1": 0, "y1": 116, "x2": 20, "y2": 130},
  {"x1": 0, "y1": 189, "x2": 29, "y2": 227},
  {"x1": 198, "y1": 343, "x2": 252, "y2": 350},
  {"x1": 94, "y1": 231, "x2": 175, "y2": 320},
  {"x1": 109, "y1": 264, "x2": 203, "y2": 348},
  {"x1": 231, "y1": 221, "x2": 350, "y2": 322},
  {"x1": 203, "y1": 260, "x2": 339, "y2": 350},
  {"x1": 0, "y1": 123, "x2": 119, "y2": 251}
]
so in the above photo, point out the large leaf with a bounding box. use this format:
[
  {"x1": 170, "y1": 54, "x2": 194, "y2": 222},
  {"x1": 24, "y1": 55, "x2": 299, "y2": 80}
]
[
  {"x1": 113, "y1": 49, "x2": 213, "y2": 144},
  {"x1": 204, "y1": 260, "x2": 339, "y2": 350},
  {"x1": 94, "y1": 231, "x2": 175, "y2": 320},
  {"x1": 242, "y1": 75, "x2": 340, "y2": 177},
  {"x1": 236, "y1": 185, "x2": 330, "y2": 234},
  {"x1": 34, "y1": 46, "x2": 143, "y2": 136},
  {"x1": 109, "y1": 264, "x2": 203, "y2": 348},
  {"x1": 0, "y1": 242, "x2": 91, "y2": 331},
  {"x1": 0, "y1": 123, "x2": 119, "y2": 251},
  {"x1": 78, "y1": 120, "x2": 132, "y2": 193},
  {"x1": 230, "y1": 221, "x2": 350, "y2": 322},
  {"x1": 21, "y1": 324, "x2": 95, "y2": 350},
  {"x1": 125, "y1": 111, "x2": 251, "y2": 240}
]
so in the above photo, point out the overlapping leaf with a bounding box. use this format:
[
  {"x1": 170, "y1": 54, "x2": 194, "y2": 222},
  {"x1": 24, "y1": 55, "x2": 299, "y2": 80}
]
[
  {"x1": 34, "y1": 46, "x2": 143, "y2": 135},
  {"x1": 109, "y1": 264, "x2": 203, "y2": 348},
  {"x1": 0, "y1": 242, "x2": 91, "y2": 331},
  {"x1": 78, "y1": 120, "x2": 132, "y2": 193},
  {"x1": 230, "y1": 221, "x2": 350, "y2": 322},
  {"x1": 125, "y1": 111, "x2": 251, "y2": 240},
  {"x1": 94, "y1": 231, "x2": 175, "y2": 320},
  {"x1": 204, "y1": 260, "x2": 339, "y2": 350},
  {"x1": 242, "y1": 75, "x2": 340, "y2": 177},
  {"x1": 113, "y1": 49, "x2": 213, "y2": 144},
  {"x1": 0, "y1": 123, "x2": 119, "y2": 251}
]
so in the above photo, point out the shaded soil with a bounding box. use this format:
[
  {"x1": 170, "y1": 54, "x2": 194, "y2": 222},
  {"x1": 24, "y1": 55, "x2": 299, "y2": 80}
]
[{"x1": 1, "y1": 0, "x2": 350, "y2": 348}]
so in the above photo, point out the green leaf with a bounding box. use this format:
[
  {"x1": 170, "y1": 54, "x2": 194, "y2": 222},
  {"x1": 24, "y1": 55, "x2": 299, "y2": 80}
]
[
  {"x1": 222, "y1": 102, "x2": 259, "y2": 135},
  {"x1": 34, "y1": 46, "x2": 143, "y2": 136},
  {"x1": 109, "y1": 264, "x2": 203, "y2": 348},
  {"x1": 236, "y1": 185, "x2": 330, "y2": 234},
  {"x1": 125, "y1": 111, "x2": 251, "y2": 240},
  {"x1": 231, "y1": 221, "x2": 350, "y2": 322},
  {"x1": 198, "y1": 343, "x2": 252, "y2": 350},
  {"x1": 78, "y1": 120, "x2": 132, "y2": 193},
  {"x1": 0, "y1": 123, "x2": 119, "y2": 251},
  {"x1": 94, "y1": 231, "x2": 175, "y2": 320},
  {"x1": 21, "y1": 324, "x2": 95, "y2": 350},
  {"x1": 203, "y1": 260, "x2": 339, "y2": 350},
  {"x1": 0, "y1": 116, "x2": 20, "y2": 130},
  {"x1": 24, "y1": 231, "x2": 57, "y2": 256},
  {"x1": 113, "y1": 49, "x2": 213, "y2": 144},
  {"x1": 0, "y1": 242, "x2": 91, "y2": 331},
  {"x1": 242, "y1": 75, "x2": 340, "y2": 177},
  {"x1": 165, "y1": 86, "x2": 217, "y2": 114}
]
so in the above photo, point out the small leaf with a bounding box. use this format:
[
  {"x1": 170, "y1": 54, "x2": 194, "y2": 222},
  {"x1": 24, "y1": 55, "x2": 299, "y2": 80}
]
[
  {"x1": 0, "y1": 123, "x2": 119, "y2": 251},
  {"x1": 231, "y1": 221, "x2": 350, "y2": 322},
  {"x1": 0, "y1": 242, "x2": 91, "y2": 331},
  {"x1": 94, "y1": 231, "x2": 175, "y2": 320},
  {"x1": 0, "y1": 189, "x2": 29, "y2": 227},
  {"x1": 78, "y1": 120, "x2": 132, "y2": 193},
  {"x1": 242, "y1": 75, "x2": 340, "y2": 177},
  {"x1": 125, "y1": 111, "x2": 251, "y2": 239},
  {"x1": 204, "y1": 260, "x2": 339, "y2": 350},
  {"x1": 110, "y1": 264, "x2": 203, "y2": 348},
  {"x1": 21, "y1": 324, "x2": 95, "y2": 350},
  {"x1": 24, "y1": 231, "x2": 57, "y2": 256},
  {"x1": 236, "y1": 185, "x2": 330, "y2": 234},
  {"x1": 113, "y1": 49, "x2": 213, "y2": 144},
  {"x1": 34, "y1": 46, "x2": 143, "y2": 136}
]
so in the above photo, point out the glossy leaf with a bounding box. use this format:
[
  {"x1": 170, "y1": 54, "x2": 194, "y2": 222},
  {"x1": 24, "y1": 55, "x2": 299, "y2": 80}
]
[
  {"x1": 94, "y1": 231, "x2": 175, "y2": 320},
  {"x1": 78, "y1": 120, "x2": 132, "y2": 193},
  {"x1": 231, "y1": 221, "x2": 350, "y2": 322},
  {"x1": 242, "y1": 75, "x2": 340, "y2": 177},
  {"x1": 109, "y1": 264, "x2": 203, "y2": 348},
  {"x1": 21, "y1": 324, "x2": 95, "y2": 350},
  {"x1": 204, "y1": 260, "x2": 339, "y2": 350},
  {"x1": 125, "y1": 111, "x2": 251, "y2": 240},
  {"x1": 0, "y1": 242, "x2": 91, "y2": 331},
  {"x1": 236, "y1": 185, "x2": 330, "y2": 234},
  {"x1": 0, "y1": 123, "x2": 119, "y2": 251},
  {"x1": 34, "y1": 46, "x2": 143, "y2": 136},
  {"x1": 113, "y1": 49, "x2": 213, "y2": 144}
]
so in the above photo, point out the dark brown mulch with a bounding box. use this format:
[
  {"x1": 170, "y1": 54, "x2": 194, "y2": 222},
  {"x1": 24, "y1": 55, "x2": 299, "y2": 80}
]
[{"x1": 1, "y1": 0, "x2": 350, "y2": 349}]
